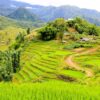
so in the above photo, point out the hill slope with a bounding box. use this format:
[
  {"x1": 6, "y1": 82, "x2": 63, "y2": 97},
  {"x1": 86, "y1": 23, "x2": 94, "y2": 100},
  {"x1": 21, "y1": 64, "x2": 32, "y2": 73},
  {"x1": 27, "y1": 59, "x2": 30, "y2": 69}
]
[
  {"x1": 0, "y1": 16, "x2": 20, "y2": 29},
  {"x1": 0, "y1": 15, "x2": 44, "y2": 30}
]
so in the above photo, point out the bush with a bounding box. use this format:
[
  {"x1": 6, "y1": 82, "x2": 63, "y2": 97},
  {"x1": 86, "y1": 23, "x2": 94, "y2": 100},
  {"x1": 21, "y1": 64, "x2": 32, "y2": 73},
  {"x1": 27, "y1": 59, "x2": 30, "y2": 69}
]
[{"x1": 38, "y1": 18, "x2": 67, "y2": 41}]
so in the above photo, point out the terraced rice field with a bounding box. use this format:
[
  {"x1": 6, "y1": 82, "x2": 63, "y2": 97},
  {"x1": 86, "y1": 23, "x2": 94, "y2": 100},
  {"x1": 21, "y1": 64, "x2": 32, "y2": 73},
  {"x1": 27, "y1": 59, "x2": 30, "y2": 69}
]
[
  {"x1": 13, "y1": 41, "x2": 85, "y2": 82},
  {"x1": 74, "y1": 49, "x2": 100, "y2": 74}
]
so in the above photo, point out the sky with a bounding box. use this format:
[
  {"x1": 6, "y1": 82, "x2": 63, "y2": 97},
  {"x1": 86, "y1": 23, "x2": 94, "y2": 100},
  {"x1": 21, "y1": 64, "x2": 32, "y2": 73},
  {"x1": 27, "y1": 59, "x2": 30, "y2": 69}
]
[{"x1": 16, "y1": 0, "x2": 100, "y2": 11}]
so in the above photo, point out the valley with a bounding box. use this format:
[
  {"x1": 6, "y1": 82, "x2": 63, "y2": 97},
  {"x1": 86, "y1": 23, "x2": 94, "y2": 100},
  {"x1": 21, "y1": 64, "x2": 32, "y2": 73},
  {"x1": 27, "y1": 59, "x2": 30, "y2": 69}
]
[{"x1": 0, "y1": 0, "x2": 100, "y2": 99}]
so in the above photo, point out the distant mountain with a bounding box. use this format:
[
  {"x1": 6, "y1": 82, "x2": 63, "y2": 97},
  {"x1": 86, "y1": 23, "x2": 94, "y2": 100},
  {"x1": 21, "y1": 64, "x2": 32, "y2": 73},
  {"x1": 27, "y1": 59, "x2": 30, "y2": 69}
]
[
  {"x1": 7, "y1": 7, "x2": 39, "y2": 22},
  {"x1": 1, "y1": 0, "x2": 100, "y2": 25},
  {"x1": 30, "y1": 6, "x2": 100, "y2": 24}
]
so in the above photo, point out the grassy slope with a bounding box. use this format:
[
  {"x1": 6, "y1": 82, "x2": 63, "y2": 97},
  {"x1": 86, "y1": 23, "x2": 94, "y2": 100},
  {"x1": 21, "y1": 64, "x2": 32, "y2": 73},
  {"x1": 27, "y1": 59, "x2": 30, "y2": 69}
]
[
  {"x1": 0, "y1": 16, "x2": 44, "y2": 29},
  {"x1": 0, "y1": 27, "x2": 25, "y2": 51},
  {"x1": 0, "y1": 16, "x2": 20, "y2": 29}
]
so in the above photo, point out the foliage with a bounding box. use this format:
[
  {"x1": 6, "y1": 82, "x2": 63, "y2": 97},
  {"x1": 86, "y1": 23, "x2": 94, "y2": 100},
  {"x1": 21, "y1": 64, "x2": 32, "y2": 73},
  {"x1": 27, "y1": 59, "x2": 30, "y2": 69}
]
[
  {"x1": 15, "y1": 32, "x2": 25, "y2": 43},
  {"x1": 0, "y1": 50, "x2": 21, "y2": 81},
  {"x1": 88, "y1": 25, "x2": 98, "y2": 36},
  {"x1": 38, "y1": 25, "x2": 57, "y2": 40},
  {"x1": 0, "y1": 51, "x2": 13, "y2": 81},
  {"x1": 12, "y1": 50, "x2": 21, "y2": 73},
  {"x1": 67, "y1": 17, "x2": 100, "y2": 36},
  {"x1": 12, "y1": 32, "x2": 26, "y2": 50},
  {"x1": 27, "y1": 28, "x2": 31, "y2": 35},
  {"x1": 38, "y1": 18, "x2": 67, "y2": 41}
]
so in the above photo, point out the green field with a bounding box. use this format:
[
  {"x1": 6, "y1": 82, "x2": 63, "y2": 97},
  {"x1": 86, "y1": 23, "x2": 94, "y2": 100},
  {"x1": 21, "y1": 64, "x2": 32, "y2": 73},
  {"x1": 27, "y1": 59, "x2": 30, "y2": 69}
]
[{"x1": 0, "y1": 81, "x2": 100, "y2": 100}]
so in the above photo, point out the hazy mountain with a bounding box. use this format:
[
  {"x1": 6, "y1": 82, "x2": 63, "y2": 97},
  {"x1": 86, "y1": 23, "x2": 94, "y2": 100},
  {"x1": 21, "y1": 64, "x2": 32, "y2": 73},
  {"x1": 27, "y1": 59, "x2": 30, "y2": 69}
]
[
  {"x1": 1, "y1": 0, "x2": 100, "y2": 25},
  {"x1": 30, "y1": 6, "x2": 100, "y2": 23},
  {"x1": 7, "y1": 7, "x2": 39, "y2": 22}
]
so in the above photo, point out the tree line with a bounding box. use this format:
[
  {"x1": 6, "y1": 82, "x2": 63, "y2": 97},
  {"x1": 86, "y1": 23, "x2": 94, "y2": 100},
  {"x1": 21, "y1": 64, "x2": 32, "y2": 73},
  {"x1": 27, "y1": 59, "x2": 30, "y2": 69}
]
[
  {"x1": 0, "y1": 50, "x2": 20, "y2": 81},
  {"x1": 38, "y1": 17, "x2": 100, "y2": 41}
]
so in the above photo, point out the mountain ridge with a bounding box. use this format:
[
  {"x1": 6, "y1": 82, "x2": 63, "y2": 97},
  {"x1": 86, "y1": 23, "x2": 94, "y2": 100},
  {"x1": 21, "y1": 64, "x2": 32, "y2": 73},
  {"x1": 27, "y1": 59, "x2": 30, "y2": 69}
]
[{"x1": 1, "y1": 0, "x2": 100, "y2": 25}]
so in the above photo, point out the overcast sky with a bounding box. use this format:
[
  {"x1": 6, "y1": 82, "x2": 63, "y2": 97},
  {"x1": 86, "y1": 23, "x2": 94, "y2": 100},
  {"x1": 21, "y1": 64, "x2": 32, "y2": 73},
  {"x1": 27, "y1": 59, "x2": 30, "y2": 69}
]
[{"x1": 16, "y1": 0, "x2": 100, "y2": 11}]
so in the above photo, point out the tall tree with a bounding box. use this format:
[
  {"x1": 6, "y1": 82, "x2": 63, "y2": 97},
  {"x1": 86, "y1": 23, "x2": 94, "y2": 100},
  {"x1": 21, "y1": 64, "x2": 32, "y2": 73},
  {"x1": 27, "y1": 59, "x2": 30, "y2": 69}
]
[{"x1": 27, "y1": 28, "x2": 31, "y2": 35}]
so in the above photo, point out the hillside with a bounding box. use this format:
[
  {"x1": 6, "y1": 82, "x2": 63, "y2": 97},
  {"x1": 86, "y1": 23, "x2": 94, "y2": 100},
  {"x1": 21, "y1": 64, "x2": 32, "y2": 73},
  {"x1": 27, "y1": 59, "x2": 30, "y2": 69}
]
[
  {"x1": 0, "y1": 16, "x2": 20, "y2": 29},
  {"x1": 0, "y1": 27, "x2": 25, "y2": 51},
  {"x1": 0, "y1": 15, "x2": 44, "y2": 30},
  {"x1": 0, "y1": 17, "x2": 100, "y2": 99}
]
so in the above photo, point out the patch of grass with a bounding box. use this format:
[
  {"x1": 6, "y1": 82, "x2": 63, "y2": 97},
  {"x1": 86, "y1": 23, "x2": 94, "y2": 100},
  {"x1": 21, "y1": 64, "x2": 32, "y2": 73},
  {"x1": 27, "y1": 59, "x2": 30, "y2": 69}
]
[
  {"x1": 60, "y1": 69, "x2": 85, "y2": 79},
  {"x1": 74, "y1": 50, "x2": 100, "y2": 75},
  {"x1": 0, "y1": 81, "x2": 100, "y2": 100}
]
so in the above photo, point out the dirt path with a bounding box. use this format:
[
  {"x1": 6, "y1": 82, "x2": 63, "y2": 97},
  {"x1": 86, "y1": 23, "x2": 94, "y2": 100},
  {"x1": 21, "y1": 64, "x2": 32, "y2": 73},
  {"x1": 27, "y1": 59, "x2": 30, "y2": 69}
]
[{"x1": 65, "y1": 46, "x2": 100, "y2": 77}]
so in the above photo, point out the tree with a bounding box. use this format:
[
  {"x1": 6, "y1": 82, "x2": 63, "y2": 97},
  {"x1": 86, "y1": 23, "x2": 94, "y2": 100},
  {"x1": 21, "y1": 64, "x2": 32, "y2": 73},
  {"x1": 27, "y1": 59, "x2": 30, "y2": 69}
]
[
  {"x1": 38, "y1": 26, "x2": 57, "y2": 41},
  {"x1": 0, "y1": 50, "x2": 21, "y2": 81},
  {"x1": 27, "y1": 28, "x2": 31, "y2": 35},
  {"x1": 0, "y1": 51, "x2": 13, "y2": 81},
  {"x1": 88, "y1": 26, "x2": 98, "y2": 36},
  {"x1": 14, "y1": 32, "x2": 25, "y2": 49},
  {"x1": 16, "y1": 32, "x2": 25, "y2": 43},
  {"x1": 75, "y1": 24, "x2": 84, "y2": 34},
  {"x1": 38, "y1": 18, "x2": 67, "y2": 41},
  {"x1": 67, "y1": 19, "x2": 76, "y2": 27},
  {"x1": 11, "y1": 50, "x2": 21, "y2": 73}
]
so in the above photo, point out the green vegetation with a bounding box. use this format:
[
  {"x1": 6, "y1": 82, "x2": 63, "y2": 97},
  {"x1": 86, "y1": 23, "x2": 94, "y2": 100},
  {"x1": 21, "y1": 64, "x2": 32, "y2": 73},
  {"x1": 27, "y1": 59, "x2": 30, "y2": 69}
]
[
  {"x1": 0, "y1": 16, "x2": 44, "y2": 30},
  {"x1": 67, "y1": 17, "x2": 100, "y2": 36},
  {"x1": 0, "y1": 17, "x2": 100, "y2": 99},
  {"x1": 38, "y1": 18, "x2": 67, "y2": 41},
  {"x1": 0, "y1": 81, "x2": 100, "y2": 100},
  {"x1": 0, "y1": 50, "x2": 21, "y2": 81}
]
